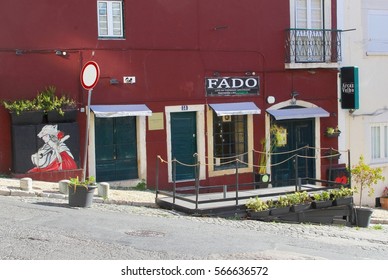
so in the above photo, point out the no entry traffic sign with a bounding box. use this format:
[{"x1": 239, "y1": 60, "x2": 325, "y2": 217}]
[{"x1": 80, "y1": 61, "x2": 100, "y2": 90}]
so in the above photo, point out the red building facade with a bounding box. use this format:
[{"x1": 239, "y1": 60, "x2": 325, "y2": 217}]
[{"x1": 0, "y1": 0, "x2": 341, "y2": 189}]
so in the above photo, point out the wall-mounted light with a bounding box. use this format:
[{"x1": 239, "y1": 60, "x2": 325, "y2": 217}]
[
  {"x1": 267, "y1": 96, "x2": 276, "y2": 104},
  {"x1": 15, "y1": 49, "x2": 24, "y2": 56},
  {"x1": 245, "y1": 71, "x2": 256, "y2": 76},
  {"x1": 110, "y1": 78, "x2": 119, "y2": 85},
  {"x1": 55, "y1": 50, "x2": 67, "y2": 57},
  {"x1": 291, "y1": 91, "x2": 299, "y2": 105}
]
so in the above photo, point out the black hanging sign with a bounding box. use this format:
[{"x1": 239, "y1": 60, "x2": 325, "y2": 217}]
[{"x1": 341, "y1": 67, "x2": 359, "y2": 109}]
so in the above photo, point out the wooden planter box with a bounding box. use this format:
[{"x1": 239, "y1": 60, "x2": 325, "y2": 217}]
[
  {"x1": 248, "y1": 210, "x2": 270, "y2": 219},
  {"x1": 270, "y1": 206, "x2": 290, "y2": 216},
  {"x1": 312, "y1": 200, "x2": 333, "y2": 209},
  {"x1": 325, "y1": 131, "x2": 341, "y2": 138},
  {"x1": 333, "y1": 196, "x2": 353, "y2": 206},
  {"x1": 10, "y1": 111, "x2": 44, "y2": 125},
  {"x1": 47, "y1": 109, "x2": 77, "y2": 123},
  {"x1": 291, "y1": 203, "x2": 311, "y2": 212}
]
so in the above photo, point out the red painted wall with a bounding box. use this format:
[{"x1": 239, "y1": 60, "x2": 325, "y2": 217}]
[{"x1": 0, "y1": 1, "x2": 339, "y2": 187}]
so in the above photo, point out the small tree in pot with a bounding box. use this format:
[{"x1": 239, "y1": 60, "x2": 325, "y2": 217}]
[{"x1": 351, "y1": 155, "x2": 385, "y2": 227}]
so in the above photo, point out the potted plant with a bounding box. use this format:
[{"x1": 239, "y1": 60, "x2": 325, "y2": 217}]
[
  {"x1": 2, "y1": 98, "x2": 45, "y2": 125},
  {"x1": 325, "y1": 126, "x2": 341, "y2": 137},
  {"x1": 246, "y1": 196, "x2": 270, "y2": 218},
  {"x1": 379, "y1": 187, "x2": 388, "y2": 210},
  {"x1": 287, "y1": 191, "x2": 311, "y2": 212},
  {"x1": 36, "y1": 86, "x2": 77, "y2": 122},
  {"x1": 68, "y1": 176, "x2": 97, "y2": 207},
  {"x1": 330, "y1": 186, "x2": 354, "y2": 206},
  {"x1": 270, "y1": 195, "x2": 291, "y2": 216},
  {"x1": 255, "y1": 124, "x2": 286, "y2": 188},
  {"x1": 2, "y1": 86, "x2": 77, "y2": 125},
  {"x1": 311, "y1": 190, "x2": 332, "y2": 209},
  {"x1": 351, "y1": 155, "x2": 385, "y2": 227},
  {"x1": 323, "y1": 148, "x2": 341, "y2": 160},
  {"x1": 255, "y1": 137, "x2": 271, "y2": 188}
]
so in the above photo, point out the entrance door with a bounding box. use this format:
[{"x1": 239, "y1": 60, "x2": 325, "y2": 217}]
[
  {"x1": 271, "y1": 119, "x2": 315, "y2": 187},
  {"x1": 95, "y1": 116, "x2": 138, "y2": 181},
  {"x1": 171, "y1": 112, "x2": 197, "y2": 181}
]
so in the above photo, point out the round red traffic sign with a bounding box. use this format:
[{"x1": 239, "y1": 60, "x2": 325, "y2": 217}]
[{"x1": 80, "y1": 61, "x2": 100, "y2": 90}]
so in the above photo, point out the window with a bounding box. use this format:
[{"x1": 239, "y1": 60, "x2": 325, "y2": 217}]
[
  {"x1": 97, "y1": 1, "x2": 124, "y2": 38},
  {"x1": 295, "y1": 0, "x2": 324, "y2": 62},
  {"x1": 213, "y1": 113, "x2": 248, "y2": 170},
  {"x1": 367, "y1": 10, "x2": 388, "y2": 53},
  {"x1": 296, "y1": 0, "x2": 323, "y2": 29},
  {"x1": 371, "y1": 123, "x2": 388, "y2": 162}
]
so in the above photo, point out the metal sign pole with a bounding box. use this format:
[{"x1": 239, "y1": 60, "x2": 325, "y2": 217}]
[{"x1": 82, "y1": 89, "x2": 93, "y2": 182}]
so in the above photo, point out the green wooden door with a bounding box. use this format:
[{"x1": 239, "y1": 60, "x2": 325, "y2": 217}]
[
  {"x1": 171, "y1": 112, "x2": 197, "y2": 181},
  {"x1": 95, "y1": 117, "x2": 138, "y2": 181},
  {"x1": 271, "y1": 119, "x2": 315, "y2": 187}
]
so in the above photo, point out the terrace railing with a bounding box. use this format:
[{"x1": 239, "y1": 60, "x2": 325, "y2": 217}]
[{"x1": 285, "y1": 28, "x2": 342, "y2": 64}]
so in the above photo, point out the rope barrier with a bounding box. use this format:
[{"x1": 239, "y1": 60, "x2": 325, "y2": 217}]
[{"x1": 157, "y1": 146, "x2": 347, "y2": 167}]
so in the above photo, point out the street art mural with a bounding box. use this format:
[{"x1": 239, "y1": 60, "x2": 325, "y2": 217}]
[{"x1": 28, "y1": 125, "x2": 77, "y2": 173}]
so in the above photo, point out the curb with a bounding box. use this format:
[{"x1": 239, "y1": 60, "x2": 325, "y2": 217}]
[
  {"x1": 0, "y1": 186, "x2": 157, "y2": 208},
  {"x1": 371, "y1": 218, "x2": 388, "y2": 225}
]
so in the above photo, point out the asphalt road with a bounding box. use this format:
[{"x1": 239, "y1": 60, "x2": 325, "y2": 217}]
[{"x1": 0, "y1": 195, "x2": 387, "y2": 260}]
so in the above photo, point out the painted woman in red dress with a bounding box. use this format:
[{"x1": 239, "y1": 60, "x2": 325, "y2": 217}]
[{"x1": 28, "y1": 125, "x2": 77, "y2": 173}]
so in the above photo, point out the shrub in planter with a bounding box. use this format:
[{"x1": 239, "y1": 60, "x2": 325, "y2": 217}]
[
  {"x1": 380, "y1": 187, "x2": 388, "y2": 210},
  {"x1": 351, "y1": 155, "x2": 385, "y2": 227},
  {"x1": 2, "y1": 98, "x2": 45, "y2": 125},
  {"x1": 330, "y1": 186, "x2": 354, "y2": 206},
  {"x1": 246, "y1": 197, "x2": 270, "y2": 218},
  {"x1": 270, "y1": 196, "x2": 291, "y2": 215},
  {"x1": 68, "y1": 176, "x2": 97, "y2": 208},
  {"x1": 2, "y1": 85, "x2": 77, "y2": 124},
  {"x1": 287, "y1": 191, "x2": 312, "y2": 212},
  {"x1": 36, "y1": 86, "x2": 77, "y2": 122},
  {"x1": 312, "y1": 191, "x2": 332, "y2": 209}
]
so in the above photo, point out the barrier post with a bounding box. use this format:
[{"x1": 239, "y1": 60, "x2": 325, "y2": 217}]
[
  {"x1": 155, "y1": 157, "x2": 160, "y2": 199},
  {"x1": 194, "y1": 154, "x2": 199, "y2": 210},
  {"x1": 173, "y1": 158, "x2": 177, "y2": 205},
  {"x1": 235, "y1": 159, "x2": 239, "y2": 206}
]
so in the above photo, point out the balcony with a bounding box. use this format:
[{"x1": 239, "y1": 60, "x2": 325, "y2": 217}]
[{"x1": 285, "y1": 28, "x2": 342, "y2": 66}]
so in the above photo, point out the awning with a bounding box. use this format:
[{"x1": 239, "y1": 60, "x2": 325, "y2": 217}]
[
  {"x1": 90, "y1": 104, "x2": 152, "y2": 118},
  {"x1": 209, "y1": 102, "x2": 261, "y2": 116},
  {"x1": 266, "y1": 107, "x2": 330, "y2": 120}
]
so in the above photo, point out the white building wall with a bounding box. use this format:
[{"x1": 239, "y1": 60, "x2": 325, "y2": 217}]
[{"x1": 339, "y1": 0, "x2": 388, "y2": 206}]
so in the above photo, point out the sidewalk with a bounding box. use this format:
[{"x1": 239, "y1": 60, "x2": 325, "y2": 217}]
[
  {"x1": 1, "y1": 177, "x2": 388, "y2": 224},
  {"x1": 0, "y1": 177, "x2": 157, "y2": 208}
]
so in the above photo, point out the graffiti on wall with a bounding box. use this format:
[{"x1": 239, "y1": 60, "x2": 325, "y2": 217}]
[{"x1": 28, "y1": 125, "x2": 77, "y2": 173}]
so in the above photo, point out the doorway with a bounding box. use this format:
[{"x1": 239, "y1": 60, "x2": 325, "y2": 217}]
[
  {"x1": 94, "y1": 116, "x2": 138, "y2": 181},
  {"x1": 170, "y1": 112, "x2": 197, "y2": 181},
  {"x1": 271, "y1": 118, "x2": 315, "y2": 187}
]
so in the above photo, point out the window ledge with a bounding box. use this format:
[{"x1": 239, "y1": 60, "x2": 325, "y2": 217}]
[
  {"x1": 209, "y1": 167, "x2": 252, "y2": 178},
  {"x1": 366, "y1": 51, "x2": 388, "y2": 56},
  {"x1": 98, "y1": 37, "x2": 126, "y2": 41},
  {"x1": 370, "y1": 160, "x2": 388, "y2": 167},
  {"x1": 285, "y1": 62, "x2": 339, "y2": 69}
]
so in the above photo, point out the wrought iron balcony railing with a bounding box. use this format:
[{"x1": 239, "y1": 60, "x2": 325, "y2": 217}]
[{"x1": 285, "y1": 28, "x2": 342, "y2": 64}]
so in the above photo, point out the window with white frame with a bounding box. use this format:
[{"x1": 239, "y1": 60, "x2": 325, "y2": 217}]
[
  {"x1": 213, "y1": 113, "x2": 248, "y2": 170},
  {"x1": 295, "y1": 0, "x2": 323, "y2": 29},
  {"x1": 97, "y1": 1, "x2": 124, "y2": 38},
  {"x1": 371, "y1": 123, "x2": 388, "y2": 162},
  {"x1": 367, "y1": 10, "x2": 388, "y2": 53}
]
